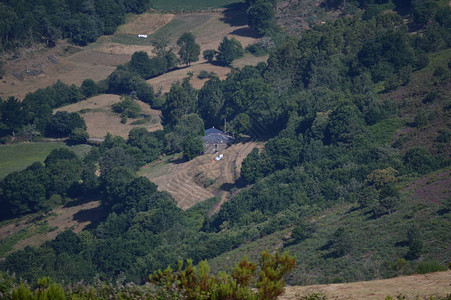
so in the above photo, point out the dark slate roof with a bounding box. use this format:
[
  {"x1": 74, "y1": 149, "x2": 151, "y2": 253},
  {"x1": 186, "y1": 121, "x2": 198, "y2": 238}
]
[
  {"x1": 205, "y1": 127, "x2": 224, "y2": 135},
  {"x1": 202, "y1": 128, "x2": 235, "y2": 144}
]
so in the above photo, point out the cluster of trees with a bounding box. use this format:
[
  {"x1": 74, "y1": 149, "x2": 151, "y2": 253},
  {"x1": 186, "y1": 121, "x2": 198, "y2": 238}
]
[
  {"x1": 246, "y1": 0, "x2": 278, "y2": 35},
  {"x1": 0, "y1": 148, "x2": 96, "y2": 218},
  {"x1": 0, "y1": 0, "x2": 149, "y2": 50},
  {"x1": 0, "y1": 80, "x2": 96, "y2": 141},
  {"x1": 105, "y1": 32, "x2": 203, "y2": 107},
  {"x1": 203, "y1": 37, "x2": 244, "y2": 66},
  {"x1": 0, "y1": 251, "x2": 295, "y2": 300}
]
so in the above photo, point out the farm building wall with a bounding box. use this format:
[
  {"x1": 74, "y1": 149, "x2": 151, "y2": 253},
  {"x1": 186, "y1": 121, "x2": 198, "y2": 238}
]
[{"x1": 204, "y1": 142, "x2": 228, "y2": 154}]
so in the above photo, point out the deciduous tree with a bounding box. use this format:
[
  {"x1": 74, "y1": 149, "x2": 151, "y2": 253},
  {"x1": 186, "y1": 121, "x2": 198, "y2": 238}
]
[{"x1": 177, "y1": 32, "x2": 200, "y2": 67}]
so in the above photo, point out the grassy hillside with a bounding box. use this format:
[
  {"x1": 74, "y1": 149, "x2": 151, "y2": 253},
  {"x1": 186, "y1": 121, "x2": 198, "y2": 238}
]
[{"x1": 206, "y1": 166, "x2": 451, "y2": 285}]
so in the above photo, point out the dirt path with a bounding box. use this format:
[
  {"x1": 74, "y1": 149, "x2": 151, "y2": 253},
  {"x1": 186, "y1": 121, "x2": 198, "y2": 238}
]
[{"x1": 281, "y1": 270, "x2": 451, "y2": 299}]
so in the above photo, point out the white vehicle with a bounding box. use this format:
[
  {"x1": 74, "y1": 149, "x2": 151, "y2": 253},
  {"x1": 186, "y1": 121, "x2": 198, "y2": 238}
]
[
  {"x1": 215, "y1": 154, "x2": 224, "y2": 161},
  {"x1": 137, "y1": 34, "x2": 148, "y2": 38}
]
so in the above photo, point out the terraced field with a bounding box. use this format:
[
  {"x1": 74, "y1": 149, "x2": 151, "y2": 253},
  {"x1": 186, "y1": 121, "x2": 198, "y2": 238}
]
[{"x1": 141, "y1": 138, "x2": 263, "y2": 210}]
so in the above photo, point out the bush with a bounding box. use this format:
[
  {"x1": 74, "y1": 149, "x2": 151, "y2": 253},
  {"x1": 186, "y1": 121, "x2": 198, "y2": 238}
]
[
  {"x1": 203, "y1": 49, "x2": 217, "y2": 63},
  {"x1": 416, "y1": 261, "x2": 447, "y2": 274},
  {"x1": 413, "y1": 110, "x2": 429, "y2": 128},
  {"x1": 216, "y1": 37, "x2": 244, "y2": 66},
  {"x1": 329, "y1": 227, "x2": 353, "y2": 257},
  {"x1": 292, "y1": 222, "x2": 315, "y2": 242},
  {"x1": 182, "y1": 135, "x2": 204, "y2": 161},
  {"x1": 436, "y1": 129, "x2": 451, "y2": 143},
  {"x1": 46, "y1": 111, "x2": 87, "y2": 137},
  {"x1": 197, "y1": 70, "x2": 216, "y2": 79},
  {"x1": 433, "y1": 66, "x2": 447, "y2": 78},
  {"x1": 80, "y1": 79, "x2": 97, "y2": 98},
  {"x1": 403, "y1": 147, "x2": 436, "y2": 174},
  {"x1": 245, "y1": 43, "x2": 268, "y2": 56},
  {"x1": 111, "y1": 96, "x2": 142, "y2": 119},
  {"x1": 70, "y1": 128, "x2": 89, "y2": 144},
  {"x1": 423, "y1": 91, "x2": 439, "y2": 103}
]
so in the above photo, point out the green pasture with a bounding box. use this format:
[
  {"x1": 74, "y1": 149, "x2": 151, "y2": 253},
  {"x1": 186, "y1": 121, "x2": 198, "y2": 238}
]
[
  {"x1": 0, "y1": 142, "x2": 91, "y2": 179},
  {"x1": 149, "y1": 0, "x2": 244, "y2": 11},
  {"x1": 151, "y1": 14, "x2": 213, "y2": 44}
]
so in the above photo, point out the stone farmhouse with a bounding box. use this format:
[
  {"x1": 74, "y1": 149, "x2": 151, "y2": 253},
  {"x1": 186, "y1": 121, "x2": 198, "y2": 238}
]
[{"x1": 202, "y1": 127, "x2": 235, "y2": 154}]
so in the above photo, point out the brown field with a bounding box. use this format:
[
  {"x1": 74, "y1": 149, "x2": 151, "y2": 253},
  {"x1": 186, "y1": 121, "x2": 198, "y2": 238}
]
[
  {"x1": 0, "y1": 200, "x2": 105, "y2": 256},
  {"x1": 13, "y1": 201, "x2": 104, "y2": 251},
  {"x1": 116, "y1": 13, "x2": 175, "y2": 36},
  {"x1": 55, "y1": 94, "x2": 162, "y2": 139},
  {"x1": 281, "y1": 270, "x2": 451, "y2": 300},
  {"x1": 0, "y1": 42, "x2": 129, "y2": 100},
  {"x1": 141, "y1": 138, "x2": 263, "y2": 210}
]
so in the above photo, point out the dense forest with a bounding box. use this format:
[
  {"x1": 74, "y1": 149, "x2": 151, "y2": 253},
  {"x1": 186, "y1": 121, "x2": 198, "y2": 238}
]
[{"x1": 0, "y1": 0, "x2": 450, "y2": 295}]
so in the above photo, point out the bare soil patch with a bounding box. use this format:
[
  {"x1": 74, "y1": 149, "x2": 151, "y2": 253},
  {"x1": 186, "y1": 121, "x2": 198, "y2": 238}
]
[
  {"x1": 55, "y1": 94, "x2": 162, "y2": 138},
  {"x1": 281, "y1": 270, "x2": 451, "y2": 300},
  {"x1": 142, "y1": 139, "x2": 262, "y2": 210}
]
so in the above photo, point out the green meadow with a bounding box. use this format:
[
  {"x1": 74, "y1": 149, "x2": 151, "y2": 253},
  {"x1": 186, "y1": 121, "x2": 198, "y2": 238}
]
[{"x1": 0, "y1": 142, "x2": 91, "y2": 179}]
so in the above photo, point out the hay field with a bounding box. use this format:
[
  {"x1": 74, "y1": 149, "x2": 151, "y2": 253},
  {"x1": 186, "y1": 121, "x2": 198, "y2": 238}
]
[
  {"x1": 281, "y1": 271, "x2": 451, "y2": 299},
  {"x1": 55, "y1": 94, "x2": 162, "y2": 139},
  {"x1": 141, "y1": 139, "x2": 262, "y2": 210}
]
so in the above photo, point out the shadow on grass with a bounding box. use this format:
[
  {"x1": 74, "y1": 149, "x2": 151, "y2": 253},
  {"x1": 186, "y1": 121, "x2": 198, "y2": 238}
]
[
  {"x1": 168, "y1": 156, "x2": 187, "y2": 164},
  {"x1": 230, "y1": 27, "x2": 260, "y2": 39},
  {"x1": 221, "y1": 3, "x2": 248, "y2": 27},
  {"x1": 64, "y1": 193, "x2": 101, "y2": 208},
  {"x1": 72, "y1": 204, "x2": 108, "y2": 231}
]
